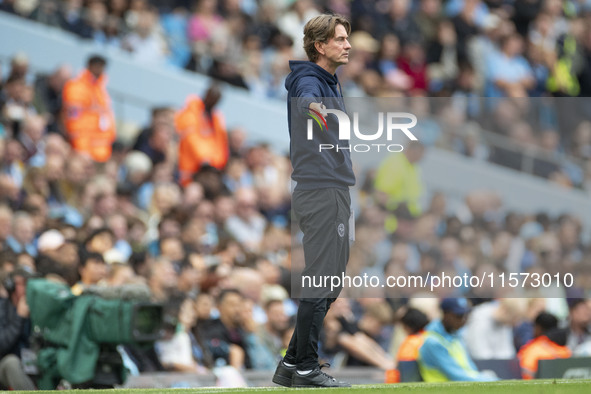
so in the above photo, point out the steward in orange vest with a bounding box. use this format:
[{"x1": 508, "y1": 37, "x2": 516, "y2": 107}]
[
  {"x1": 174, "y1": 84, "x2": 228, "y2": 186},
  {"x1": 386, "y1": 307, "x2": 429, "y2": 383},
  {"x1": 62, "y1": 55, "x2": 116, "y2": 163},
  {"x1": 518, "y1": 312, "x2": 571, "y2": 379},
  {"x1": 397, "y1": 307, "x2": 429, "y2": 362}
]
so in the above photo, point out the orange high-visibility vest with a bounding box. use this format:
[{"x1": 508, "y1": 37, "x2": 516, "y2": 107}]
[
  {"x1": 174, "y1": 95, "x2": 228, "y2": 186},
  {"x1": 62, "y1": 69, "x2": 116, "y2": 162},
  {"x1": 518, "y1": 335, "x2": 572, "y2": 379},
  {"x1": 386, "y1": 331, "x2": 425, "y2": 383},
  {"x1": 397, "y1": 331, "x2": 426, "y2": 362}
]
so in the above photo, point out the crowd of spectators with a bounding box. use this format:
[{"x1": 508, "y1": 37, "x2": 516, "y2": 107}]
[
  {"x1": 0, "y1": 1, "x2": 590, "y2": 95},
  {"x1": 1, "y1": 0, "x2": 591, "y2": 390},
  {"x1": 2, "y1": 0, "x2": 591, "y2": 99},
  {"x1": 3, "y1": 0, "x2": 591, "y2": 189}
]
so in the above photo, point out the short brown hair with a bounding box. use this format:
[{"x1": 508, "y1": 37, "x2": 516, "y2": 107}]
[{"x1": 303, "y1": 14, "x2": 351, "y2": 63}]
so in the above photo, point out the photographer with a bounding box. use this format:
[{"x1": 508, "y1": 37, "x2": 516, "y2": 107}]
[{"x1": 0, "y1": 267, "x2": 36, "y2": 390}]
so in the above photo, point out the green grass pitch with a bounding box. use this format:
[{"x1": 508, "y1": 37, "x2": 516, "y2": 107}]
[{"x1": 12, "y1": 380, "x2": 591, "y2": 394}]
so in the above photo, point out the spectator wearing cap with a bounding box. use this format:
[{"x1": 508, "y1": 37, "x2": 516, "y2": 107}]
[
  {"x1": 418, "y1": 298, "x2": 496, "y2": 382},
  {"x1": 62, "y1": 55, "x2": 116, "y2": 163},
  {"x1": 518, "y1": 312, "x2": 571, "y2": 379}
]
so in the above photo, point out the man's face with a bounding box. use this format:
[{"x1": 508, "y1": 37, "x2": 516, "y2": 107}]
[
  {"x1": 80, "y1": 258, "x2": 107, "y2": 285},
  {"x1": 88, "y1": 63, "x2": 105, "y2": 79},
  {"x1": 13, "y1": 217, "x2": 34, "y2": 245},
  {"x1": 319, "y1": 24, "x2": 351, "y2": 67},
  {"x1": 267, "y1": 301, "x2": 288, "y2": 333},
  {"x1": 442, "y1": 311, "x2": 468, "y2": 333},
  {"x1": 571, "y1": 301, "x2": 591, "y2": 327},
  {"x1": 218, "y1": 292, "x2": 244, "y2": 327}
]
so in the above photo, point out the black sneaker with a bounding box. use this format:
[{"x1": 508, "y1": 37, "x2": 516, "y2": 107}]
[
  {"x1": 292, "y1": 363, "x2": 351, "y2": 388},
  {"x1": 272, "y1": 360, "x2": 296, "y2": 387}
]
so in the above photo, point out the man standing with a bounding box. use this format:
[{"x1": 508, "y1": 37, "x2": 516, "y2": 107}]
[
  {"x1": 62, "y1": 55, "x2": 116, "y2": 163},
  {"x1": 174, "y1": 84, "x2": 228, "y2": 186},
  {"x1": 272, "y1": 14, "x2": 354, "y2": 388}
]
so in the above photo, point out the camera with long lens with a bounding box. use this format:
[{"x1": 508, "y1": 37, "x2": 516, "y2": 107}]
[{"x1": 26, "y1": 278, "x2": 163, "y2": 389}]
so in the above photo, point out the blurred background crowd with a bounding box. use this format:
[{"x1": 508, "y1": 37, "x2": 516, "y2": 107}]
[{"x1": 1, "y1": 0, "x2": 591, "y2": 390}]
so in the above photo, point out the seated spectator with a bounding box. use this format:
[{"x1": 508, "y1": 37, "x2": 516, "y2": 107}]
[
  {"x1": 254, "y1": 298, "x2": 290, "y2": 370},
  {"x1": 0, "y1": 205, "x2": 14, "y2": 247},
  {"x1": 565, "y1": 298, "x2": 591, "y2": 354},
  {"x1": 397, "y1": 40, "x2": 428, "y2": 94},
  {"x1": 485, "y1": 33, "x2": 535, "y2": 97},
  {"x1": 121, "y1": 7, "x2": 168, "y2": 65},
  {"x1": 199, "y1": 289, "x2": 251, "y2": 369},
  {"x1": 84, "y1": 227, "x2": 116, "y2": 256},
  {"x1": 187, "y1": 0, "x2": 223, "y2": 55},
  {"x1": 518, "y1": 312, "x2": 571, "y2": 379},
  {"x1": 418, "y1": 298, "x2": 496, "y2": 382},
  {"x1": 32, "y1": 65, "x2": 72, "y2": 133},
  {"x1": 69, "y1": 0, "x2": 108, "y2": 43},
  {"x1": 29, "y1": 0, "x2": 63, "y2": 28},
  {"x1": 104, "y1": 263, "x2": 136, "y2": 286},
  {"x1": 1, "y1": 76, "x2": 37, "y2": 139},
  {"x1": 71, "y1": 250, "x2": 108, "y2": 295},
  {"x1": 225, "y1": 187, "x2": 266, "y2": 252},
  {"x1": 17, "y1": 115, "x2": 46, "y2": 163},
  {"x1": 489, "y1": 121, "x2": 535, "y2": 172},
  {"x1": 0, "y1": 267, "x2": 37, "y2": 390},
  {"x1": 463, "y1": 298, "x2": 527, "y2": 360},
  {"x1": 133, "y1": 120, "x2": 174, "y2": 166},
  {"x1": 156, "y1": 297, "x2": 207, "y2": 373},
  {"x1": 5, "y1": 211, "x2": 36, "y2": 257},
  {"x1": 322, "y1": 298, "x2": 395, "y2": 370},
  {"x1": 148, "y1": 257, "x2": 180, "y2": 303},
  {"x1": 132, "y1": 106, "x2": 174, "y2": 157},
  {"x1": 397, "y1": 307, "x2": 429, "y2": 362}
]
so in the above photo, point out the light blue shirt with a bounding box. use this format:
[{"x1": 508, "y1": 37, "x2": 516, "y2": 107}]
[
  {"x1": 419, "y1": 320, "x2": 496, "y2": 382},
  {"x1": 485, "y1": 51, "x2": 533, "y2": 97}
]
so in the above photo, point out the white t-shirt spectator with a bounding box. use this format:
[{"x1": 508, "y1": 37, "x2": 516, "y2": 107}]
[{"x1": 463, "y1": 301, "x2": 516, "y2": 360}]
